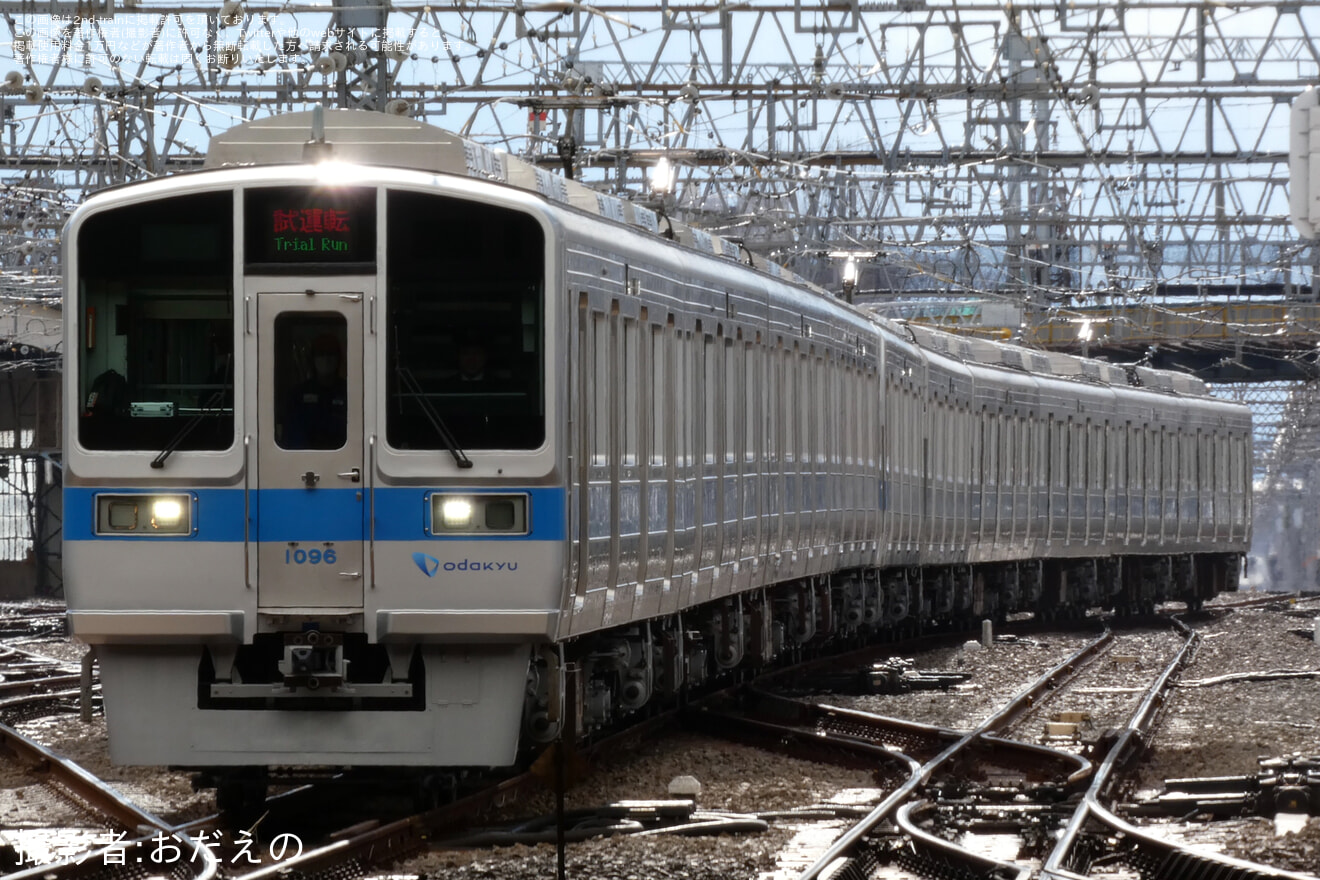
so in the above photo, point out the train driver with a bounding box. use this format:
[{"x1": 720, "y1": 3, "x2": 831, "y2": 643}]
[
  {"x1": 457, "y1": 340, "x2": 488, "y2": 382},
  {"x1": 283, "y1": 332, "x2": 347, "y2": 449}
]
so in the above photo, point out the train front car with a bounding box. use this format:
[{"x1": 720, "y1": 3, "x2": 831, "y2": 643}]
[{"x1": 63, "y1": 118, "x2": 563, "y2": 783}]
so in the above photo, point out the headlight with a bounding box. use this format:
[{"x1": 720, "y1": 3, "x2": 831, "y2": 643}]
[
  {"x1": 151, "y1": 498, "x2": 184, "y2": 529},
  {"x1": 440, "y1": 498, "x2": 474, "y2": 529},
  {"x1": 429, "y1": 493, "x2": 528, "y2": 535},
  {"x1": 96, "y1": 494, "x2": 193, "y2": 536}
]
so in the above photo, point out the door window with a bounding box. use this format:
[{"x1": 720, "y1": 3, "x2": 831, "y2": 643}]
[{"x1": 273, "y1": 313, "x2": 348, "y2": 450}]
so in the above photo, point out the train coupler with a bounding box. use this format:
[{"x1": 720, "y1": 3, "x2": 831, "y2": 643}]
[{"x1": 278, "y1": 630, "x2": 347, "y2": 691}]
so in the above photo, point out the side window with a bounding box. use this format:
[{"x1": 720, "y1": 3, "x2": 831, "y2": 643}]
[
  {"x1": 745, "y1": 343, "x2": 758, "y2": 463},
  {"x1": 1115, "y1": 424, "x2": 1126, "y2": 491},
  {"x1": 591, "y1": 313, "x2": 610, "y2": 467},
  {"x1": 724, "y1": 338, "x2": 740, "y2": 465},
  {"x1": 1053, "y1": 418, "x2": 1066, "y2": 489},
  {"x1": 781, "y1": 348, "x2": 792, "y2": 464},
  {"x1": 1132, "y1": 426, "x2": 1144, "y2": 491},
  {"x1": 703, "y1": 335, "x2": 718, "y2": 465},
  {"x1": 650, "y1": 326, "x2": 667, "y2": 466},
  {"x1": 678, "y1": 330, "x2": 692, "y2": 467},
  {"x1": 1070, "y1": 421, "x2": 1084, "y2": 487},
  {"x1": 997, "y1": 411, "x2": 1008, "y2": 485},
  {"x1": 1088, "y1": 423, "x2": 1096, "y2": 490},
  {"x1": 622, "y1": 318, "x2": 639, "y2": 468},
  {"x1": 766, "y1": 346, "x2": 779, "y2": 460},
  {"x1": 1146, "y1": 428, "x2": 1158, "y2": 491}
]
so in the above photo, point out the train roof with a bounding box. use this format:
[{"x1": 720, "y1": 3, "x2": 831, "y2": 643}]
[
  {"x1": 904, "y1": 322, "x2": 1211, "y2": 398},
  {"x1": 203, "y1": 110, "x2": 1218, "y2": 401},
  {"x1": 205, "y1": 109, "x2": 817, "y2": 291}
]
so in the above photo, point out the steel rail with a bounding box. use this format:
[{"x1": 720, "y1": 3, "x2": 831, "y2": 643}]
[
  {"x1": 229, "y1": 640, "x2": 975, "y2": 880},
  {"x1": 0, "y1": 672, "x2": 81, "y2": 695},
  {"x1": 1042, "y1": 619, "x2": 1320, "y2": 880},
  {"x1": 230, "y1": 706, "x2": 686, "y2": 879},
  {"x1": 232, "y1": 703, "x2": 923, "y2": 880},
  {"x1": 795, "y1": 627, "x2": 1114, "y2": 880},
  {"x1": 686, "y1": 702, "x2": 930, "y2": 781},
  {"x1": 895, "y1": 800, "x2": 1030, "y2": 880},
  {"x1": 0, "y1": 720, "x2": 218, "y2": 880},
  {"x1": 695, "y1": 688, "x2": 1090, "y2": 879},
  {"x1": 0, "y1": 642, "x2": 79, "y2": 665},
  {"x1": 231, "y1": 768, "x2": 587, "y2": 878},
  {"x1": 0, "y1": 687, "x2": 83, "y2": 720},
  {"x1": 978, "y1": 732, "x2": 1094, "y2": 787}
]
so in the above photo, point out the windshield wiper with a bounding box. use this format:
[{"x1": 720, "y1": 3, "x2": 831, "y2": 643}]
[
  {"x1": 396, "y1": 365, "x2": 473, "y2": 469},
  {"x1": 152, "y1": 354, "x2": 232, "y2": 470},
  {"x1": 151, "y1": 389, "x2": 229, "y2": 469}
]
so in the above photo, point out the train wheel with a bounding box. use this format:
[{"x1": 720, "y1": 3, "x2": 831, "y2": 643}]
[
  {"x1": 216, "y1": 768, "x2": 268, "y2": 829},
  {"x1": 413, "y1": 772, "x2": 452, "y2": 812}
]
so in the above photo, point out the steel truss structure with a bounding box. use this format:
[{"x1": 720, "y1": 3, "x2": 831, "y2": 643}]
[
  {"x1": 1235, "y1": 378, "x2": 1320, "y2": 590},
  {"x1": 0, "y1": 1, "x2": 1310, "y2": 302}
]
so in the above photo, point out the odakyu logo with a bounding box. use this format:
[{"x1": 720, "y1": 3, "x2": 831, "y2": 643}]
[
  {"x1": 412, "y1": 552, "x2": 440, "y2": 577},
  {"x1": 412, "y1": 552, "x2": 519, "y2": 577}
]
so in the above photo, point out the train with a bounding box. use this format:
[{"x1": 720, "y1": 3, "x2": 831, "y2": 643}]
[{"x1": 63, "y1": 109, "x2": 1250, "y2": 803}]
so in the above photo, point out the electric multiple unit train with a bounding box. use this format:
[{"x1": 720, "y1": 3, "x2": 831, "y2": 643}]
[{"x1": 63, "y1": 110, "x2": 1251, "y2": 790}]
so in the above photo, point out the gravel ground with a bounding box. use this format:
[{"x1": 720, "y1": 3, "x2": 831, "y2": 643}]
[
  {"x1": 1217, "y1": 817, "x2": 1320, "y2": 869},
  {"x1": 997, "y1": 627, "x2": 1184, "y2": 743},
  {"x1": 1130, "y1": 596, "x2": 1320, "y2": 875},
  {"x1": 1139, "y1": 599, "x2": 1320, "y2": 785},
  {"x1": 12, "y1": 715, "x2": 213, "y2": 823},
  {"x1": 404, "y1": 831, "x2": 800, "y2": 880},
  {"x1": 803, "y1": 631, "x2": 1102, "y2": 731},
  {"x1": 396, "y1": 731, "x2": 882, "y2": 880},
  {"x1": 7, "y1": 636, "x2": 85, "y2": 666},
  {"x1": 4, "y1": 598, "x2": 1320, "y2": 878},
  {"x1": 503, "y1": 732, "x2": 883, "y2": 817},
  {"x1": 2, "y1": 630, "x2": 213, "y2": 825}
]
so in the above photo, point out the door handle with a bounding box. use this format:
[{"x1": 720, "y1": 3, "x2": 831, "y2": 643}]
[
  {"x1": 338, "y1": 571, "x2": 362, "y2": 579},
  {"x1": 337, "y1": 468, "x2": 361, "y2": 483}
]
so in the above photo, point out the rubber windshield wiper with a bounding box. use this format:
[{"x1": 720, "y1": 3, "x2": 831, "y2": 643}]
[
  {"x1": 150, "y1": 389, "x2": 228, "y2": 469},
  {"x1": 396, "y1": 365, "x2": 473, "y2": 469},
  {"x1": 152, "y1": 353, "x2": 232, "y2": 470}
]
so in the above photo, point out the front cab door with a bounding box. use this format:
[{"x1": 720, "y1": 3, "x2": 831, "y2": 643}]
[{"x1": 256, "y1": 291, "x2": 365, "y2": 610}]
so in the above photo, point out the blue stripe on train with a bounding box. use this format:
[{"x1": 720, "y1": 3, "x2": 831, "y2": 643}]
[{"x1": 64, "y1": 486, "x2": 567, "y2": 542}]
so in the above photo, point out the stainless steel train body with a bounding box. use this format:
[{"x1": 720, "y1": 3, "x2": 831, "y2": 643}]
[{"x1": 62, "y1": 112, "x2": 1250, "y2": 772}]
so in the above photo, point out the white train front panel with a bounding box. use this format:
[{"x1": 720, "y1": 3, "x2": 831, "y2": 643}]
[{"x1": 64, "y1": 167, "x2": 566, "y2": 765}]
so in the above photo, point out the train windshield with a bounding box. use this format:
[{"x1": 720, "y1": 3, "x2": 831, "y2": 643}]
[
  {"x1": 76, "y1": 191, "x2": 234, "y2": 452},
  {"x1": 385, "y1": 190, "x2": 545, "y2": 451}
]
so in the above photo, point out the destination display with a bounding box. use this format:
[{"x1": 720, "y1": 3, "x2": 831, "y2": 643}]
[{"x1": 244, "y1": 186, "x2": 376, "y2": 268}]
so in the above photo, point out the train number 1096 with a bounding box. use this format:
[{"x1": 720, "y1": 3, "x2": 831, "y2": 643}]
[{"x1": 285, "y1": 547, "x2": 338, "y2": 565}]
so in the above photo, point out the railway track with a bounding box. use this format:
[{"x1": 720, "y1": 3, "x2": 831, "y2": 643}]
[
  {"x1": 690, "y1": 628, "x2": 1111, "y2": 880},
  {"x1": 174, "y1": 624, "x2": 1098, "y2": 878},
  {"x1": 1, "y1": 719, "x2": 218, "y2": 880},
  {"x1": 0, "y1": 630, "x2": 1027, "y2": 878},
  {"x1": 0, "y1": 645, "x2": 91, "y2": 729},
  {"x1": 4, "y1": 609, "x2": 1315, "y2": 880},
  {"x1": 212, "y1": 627, "x2": 1101, "y2": 878},
  {"x1": 0, "y1": 628, "x2": 215, "y2": 880},
  {"x1": 1043, "y1": 618, "x2": 1320, "y2": 880},
  {"x1": 685, "y1": 615, "x2": 1320, "y2": 880}
]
